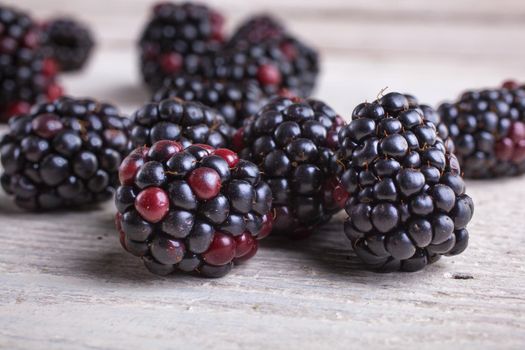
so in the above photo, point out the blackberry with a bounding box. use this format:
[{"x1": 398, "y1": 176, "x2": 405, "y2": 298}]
[
  {"x1": 115, "y1": 142, "x2": 273, "y2": 277},
  {"x1": 42, "y1": 17, "x2": 95, "y2": 72},
  {"x1": 228, "y1": 15, "x2": 285, "y2": 46},
  {"x1": 223, "y1": 13, "x2": 319, "y2": 97},
  {"x1": 152, "y1": 75, "x2": 266, "y2": 127},
  {"x1": 0, "y1": 5, "x2": 62, "y2": 122},
  {"x1": 139, "y1": 2, "x2": 224, "y2": 90},
  {"x1": 237, "y1": 96, "x2": 345, "y2": 236},
  {"x1": 0, "y1": 96, "x2": 131, "y2": 211},
  {"x1": 129, "y1": 97, "x2": 234, "y2": 149},
  {"x1": 438, "y1": 82, "x2": 525, "y2": 178},
  {"x1": 338, "y1": 92, "x2": 474, "y2": 272},
  {"x1": 208, "y1": 36, "x2": 319, "y2": 98}
]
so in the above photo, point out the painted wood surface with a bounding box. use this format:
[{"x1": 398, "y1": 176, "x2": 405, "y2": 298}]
[{"x1": 0, "y1": 1, "x2": 524, "y2": 349}]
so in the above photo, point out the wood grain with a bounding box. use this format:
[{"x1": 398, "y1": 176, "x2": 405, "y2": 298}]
[
  {"x1": 1, "y1": 176, "x2": 524, "y2": 350},
  {"x1": 8, "y1": 0, "x2": 525, "y2": 61},
  {"x1": 1, "y1": 1, "x2": 525, "y2": 349}
]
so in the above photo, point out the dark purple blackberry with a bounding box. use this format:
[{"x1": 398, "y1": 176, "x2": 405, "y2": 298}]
[
  {"x1": 152, "y1": 75, "x2": 266, "y2": 127},
  {"x1": 139, "y1": 2, "x2": 224, "y2": 91},
  {"x1": 42, "y1": 17, "x2": 95, "y2": 72},
  {"x1": 207, "y1": 35, "x2": 319, "y2": 98},
  {"x1": 0, "y1": 96, "x2": 131, "y2": 211},
  {"x1": 222, "y1": 13, "x2": 319, "y2": 98},
  {"x1": 115, "y1": 142, "x2": 273, "y2": 277},
  {"x1": 236, "y1": 96, "x2": 345, "y2": 236},
  {"x1": 228, "y1": 14, "x2": 285, "y2": 46},
  {"x1": 438, "y1": 82, "x2": 525, "y2": 178},
  {"x1": 338, "y1": 92, "x2": 474, "y2": 272},
  {"x1": 0, "y1": 5, "x2": 62, "y2": 122},
  {"x1": 129, "y1": 97, "x2": 234, "y2": 149}
]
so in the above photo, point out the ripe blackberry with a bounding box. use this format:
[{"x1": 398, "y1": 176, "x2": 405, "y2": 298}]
[
  {"x1": 228, "y1": 15, "x2": 285, "y2": 46},
  {"x1": 338, "y1": 92, "x2": 474, "y2": 272},
  {"x1": 223, "y1": 14, "x2": 319, "y2": 98},
  {"x1": 152, "y1": 75, "x2": 266, "y2": 127},
  {"x1": 139, "y1": 2, "x2": 224, "y2": 90},
  {"x1": 237, "y1": 96, "x2": 345, "y2": 236},
  {"x1": 0, "y1": 96, "x2": 131, "y2": 211},
  {"x1": 115, "y1": 142, "x2": 273, "y2": 277},
  {"x1": 438, "y1": 82, "x2": 525, "y2": 178},
  {"x1": 0, "y1": 5, "x2": 62, "y2": 122},
  {"x1": 129, "y1": 97, "x2": 234, "y2": 149},
  {"x1": 42, "y1": 17, "x2": 95, "y2": 72},
  {"x1": 208, "y1": 35, "x2": 319, "y2": 98}
]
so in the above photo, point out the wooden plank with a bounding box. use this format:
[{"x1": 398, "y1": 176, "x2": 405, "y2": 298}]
[
  {"x1": 0, "y1": 174, "x2": 524, "y2": 349},
  {"x1": 13, "y1": 0, "x2": 525, "y2": 20},
  {"x1": 7, "y1": 0, "x2": 525, "y2": 61}
]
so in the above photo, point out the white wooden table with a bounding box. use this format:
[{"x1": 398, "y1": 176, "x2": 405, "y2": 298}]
[{"x1": 1, "y1": 1, "x2": 525, "y2": 349}]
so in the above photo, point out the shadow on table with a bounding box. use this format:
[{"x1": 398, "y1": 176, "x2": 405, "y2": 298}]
[
  {"x1": 77, "y1": 249, "x2": 167, "y2": 283},
  {"x1": 61, "y1": 207, "x2": 435, "y2": 285},
  {"x1": 0, "y1": 197, "x2": 24, "y2": 214},
  {"x1": 0, "y1": 194, "x2": 105, "y2": 214},
  {"x1": 259, "y1": 217, "x2": 432, "y2": 284},
  {"x1": 0, "y1": 190, "x2": 444, "y2": 285}
]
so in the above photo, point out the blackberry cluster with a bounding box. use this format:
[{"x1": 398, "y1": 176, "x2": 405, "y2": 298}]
[
  {"x1": 0, "y1": 5, "x2": 61, "y2": 122},
  {"x1": 338, "y1": 92, "x2": 474, "y2": 272},
  {"x1": 237, "y1": 96, "x2": 345, "y2": 236},
  {"x1": 438, "y1": 83, "x2": 525, "y2": 178},
  {"x1": 139, "y1": 2, "x2": 224, "y2": 90},
  {"x1": 208, "y1": 35, "x2": 319, "y2": 98},
  {"x1": 0, "y1": 97, "x2": 131, "y2": 211},
  {"x1": 139, "y1": 6, "x2": 319, "y2": 112},
  {"x1": 152, "y1": 75, "x2": 266, "y2": 127},
  {"x1": 42, "y1": 17, "x2": 95, "y2": 72},
  {"x1": 129, "y1": 97, "x2": 234, "y2": 149},
  {"x1": 115, "y1": 142, "x2": 273, "y2": 277}
]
